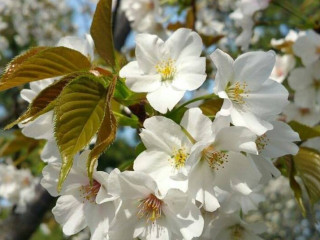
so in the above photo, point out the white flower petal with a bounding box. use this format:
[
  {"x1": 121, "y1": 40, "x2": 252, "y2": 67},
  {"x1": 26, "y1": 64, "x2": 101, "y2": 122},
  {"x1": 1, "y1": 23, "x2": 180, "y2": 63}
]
[
  {"x1": 120, "y1": 61, "x2": 162, "y2": 92},
  {"x1": 215, "y1": 126, "x2": 258, "y2": 154},
  {"x1": 165, "y1": 28, "x2": 203, "y2": 60},
  {"x1": 234, "y1": 51, "x2": 276, "y2": 90},
  {"x1": 288, "y1": 67, "x2": 313, "y2": 91},
  {"x1": 52, "y1": 191, "x2": 86, "y2": 236},
  {"x1": 181, "y1": 108, "x2": 212, "y2": 142},
  {"x1": 211, "y1": 48, "x2": 234, "y2": 93},
  {"x1": 147, "y1": 84, "x2": 185, "y2": 113},
  {"x1": 135, "y1": 33, "x2": 164, "y2": 73}
]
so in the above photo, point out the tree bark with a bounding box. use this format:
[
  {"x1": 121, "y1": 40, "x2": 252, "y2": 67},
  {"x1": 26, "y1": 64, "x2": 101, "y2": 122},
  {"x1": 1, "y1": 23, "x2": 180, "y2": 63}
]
[{"x1": 0, "y1": 185, "x2": 55, "y2": 240}]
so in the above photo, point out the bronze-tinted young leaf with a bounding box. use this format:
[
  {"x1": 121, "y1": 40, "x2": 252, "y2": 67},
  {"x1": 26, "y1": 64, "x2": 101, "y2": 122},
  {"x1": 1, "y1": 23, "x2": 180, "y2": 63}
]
[
  {"x1": 55, "y1": 75, "x2": 108, "y2": 191},
  {"x1": 199, "y1": 99, "x2": 224, "y2": 117},
  {"x1": 289, "y1": 121, "x2": 320, "y2": 141},
  {"x1": 2, "y1": 46, "x2": 48, "y2": 80},
  {"x1": 0, "y1": 47, "x2": 91, "y2": 91},
  {"x1": 294, "y1": 147, "x2": 320, "y2": 205},
  {"x1": 87, "y1": 76, "x2": 117, "y2": 181},
  {"x1": 91, "y1": 0, "x2": 115, "y2": 66},
  {"x1": 5, "y1": 72, "x2": 85, "y2": 129}
]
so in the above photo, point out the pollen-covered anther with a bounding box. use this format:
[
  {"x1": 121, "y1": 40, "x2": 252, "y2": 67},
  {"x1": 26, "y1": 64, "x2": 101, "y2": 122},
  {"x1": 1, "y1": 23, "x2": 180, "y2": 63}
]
[
  {"x1": 79, "y1": 180, "x2": 101, "y2": 203},
  {"x1": 155, "y1": 58, "x2": 176, "y2": 81},
  {"x1": 170, "y1": 147, "x2": 189, "y2": 169},
  {"x1": 137, "y1": 194, "x2": 163, "y2": 222},
  {"x1": 231, "y1": 224, "x2": 245, "y2": 240},
  {"x1": 227, "y1": 81, "x2": 249, "y2": 104},
  {"x1": 202, "y1": 145, "x2": 228, "y2": 170},
  {"x1": 256, "y1": 133, "x2": 269, "y2": 152}
]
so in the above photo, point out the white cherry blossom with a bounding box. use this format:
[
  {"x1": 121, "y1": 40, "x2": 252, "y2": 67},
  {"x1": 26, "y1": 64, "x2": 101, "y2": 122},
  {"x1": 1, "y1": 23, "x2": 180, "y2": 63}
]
[
  {"x1": 206, "y1": 213, "x2": 266, "y2": 240},
  {"x1": 271, "y1": 30, "x2": 299, "y2": 51},
  {"x1": 293, "y1": 30, "x2": 320, "y2": 66},
  {"x1": 133, "y1": 116, "x2": 192, "y2": 194},
  {"x1": 181, "y1": 108, "x2": 258, "y2": 212},
  {"x1": 288, "y1": 60, "x2": 320, "y2": 108},
  {"x1": 283, "y1": 103, "x2": 320, "y2": 127},
  {"x1": 121, "y1": 0, "x2": 160, "y2": 33},
  {"x1": 119, "y1": 28, "x2": 207, "y2": 114},
  {"x1": 249, "y1": 120, "x2": 299, "y2": 183},
  {"x1": 107, "y1": 170, "x2": 204, "y2": 240},
  {"x1": 211, "y1": 49, "x2": 289, "y2": 135},
  {"x1": 270, "y1": 54, "x2": 296, "y2": 83},
  {"x1": 41, "y1": 151, "x2": 115, "y2": 240}
]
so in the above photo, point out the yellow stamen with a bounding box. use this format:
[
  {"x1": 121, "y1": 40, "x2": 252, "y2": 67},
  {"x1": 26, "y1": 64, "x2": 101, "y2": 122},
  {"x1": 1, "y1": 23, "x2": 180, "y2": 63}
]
[
  {"x1": 202, "y1": 145, "x2": 228, "y2": 170},
  {"x1": 226, "y1": 82, "x2": 249, "y2": 104},
  {"x1": 155, "y1": 58, "x2": 176, "y2": 81},
  {"x1": 256, "y1": 134, "x2": 269, "y2": 153},
  {"x1": 170, "y1": 147, "x2": 189, "y2": 169}
]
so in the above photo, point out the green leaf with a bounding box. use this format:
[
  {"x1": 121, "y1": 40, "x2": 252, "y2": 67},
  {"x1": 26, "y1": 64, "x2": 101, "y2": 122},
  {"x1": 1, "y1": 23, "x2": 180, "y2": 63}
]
[
  {"x1": 5, "y1": 72, "x2": 85, "y2": 129},
  {"x1": 87, "y1": 76, "x2": 118, "y2": 181},
  {"x1": 90, "y1": 0, "x2": 115, "y2": 66},
  {"x1": 294, "y1": 147, "x2": 320, "y2": 205},
  {"x1": 55, "y1": 75, "x2": 108, "y2": 191},
  {"x1": 0, "y1": 47, "x2": 92, "y2": 91},
  {"x1": 288, "y1": 121, "x2": 320, "y2": 141}
]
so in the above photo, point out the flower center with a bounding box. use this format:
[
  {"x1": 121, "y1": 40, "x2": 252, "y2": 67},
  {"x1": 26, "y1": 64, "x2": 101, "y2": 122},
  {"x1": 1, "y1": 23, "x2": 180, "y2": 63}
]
[
  {"x1": 155, "y1": 58, "x2": 176, "y2": 81},
  {"x1": 226, "y1": 82, "x2": 249, "y2": 104},
  {"x1": 231, "y1": 224, "x2": 245, "y2": 240},
  {"x1": 202, "y1": 145, "x2": 228, "y2": 170},
  {"x1": 256, "y1": 134, "x2": 269, "y2": 153},
  {"x1": 137, "y1": 194, "x2": 163, "y2": 222},
  {"x1": 316, "y1": 46, "x2": 320, "y2": 54},
  {"x1": 299, "y1": 107, "x2": 311, "y2": 115},
  {"x1": 79, "y1": 180, "x2": 101, "y2": 203},
  {"x1": 170, "y1": 147, "x2": 189, "y2": 169}
]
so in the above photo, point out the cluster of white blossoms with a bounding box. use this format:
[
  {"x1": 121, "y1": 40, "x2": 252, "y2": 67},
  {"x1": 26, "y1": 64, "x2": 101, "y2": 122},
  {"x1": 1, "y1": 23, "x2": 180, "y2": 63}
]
[
  {"x1": 0, "y1": 0, "x2": 76, "y2": 61},
  {"x1": 270, "y1": 29, "x2": 320, "y2": 150},
  {"x1": 16, "y1": 27, "x2": 302, "y2": 239},
  {"x1": 0, "y1": 163, "x2": 37, "y2": 213}
]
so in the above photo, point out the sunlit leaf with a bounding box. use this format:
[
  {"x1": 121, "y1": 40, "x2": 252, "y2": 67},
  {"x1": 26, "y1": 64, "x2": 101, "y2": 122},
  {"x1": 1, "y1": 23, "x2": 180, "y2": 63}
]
[
  {"x1": 91, "y1": 0, "x2": 115, "y2": 66},
  {"x1": 294, "y1": 147, "x2": 320, "y2": 205},
  {"x1": 5, "y1": 72, "x2": 85, "y2": 129},
  {"x1": 288, "y1": 121, "x2": 320, "y2": 141},
  {"x1": 55, "y1": 75, "x2": 108, "y2": 191},
  {"x1": 0, "y1": 47, "x2": 91, "y2": 91},
  {"x1": 87, "y1": 76, "x2": 117, "y2": 181}
]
